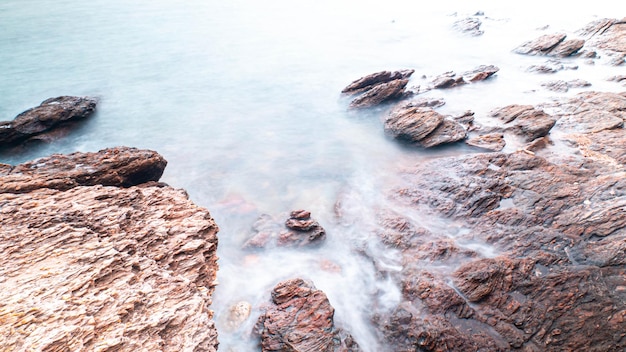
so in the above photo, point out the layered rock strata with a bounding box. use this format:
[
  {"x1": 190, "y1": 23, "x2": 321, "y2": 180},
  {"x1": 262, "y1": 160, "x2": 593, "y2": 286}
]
[{"x1": 0, "y1": 146, "x2": 219, "y2": 352}]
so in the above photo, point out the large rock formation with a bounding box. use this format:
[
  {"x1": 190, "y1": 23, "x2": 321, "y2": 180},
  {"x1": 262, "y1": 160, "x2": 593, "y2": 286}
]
[
  {"x1": 365, "y1": 91, "x2": 626, "y2": 351},
  {"x1": 254, "y1": 278, "x2": 360, "y2": 352},
  {"x1": 0, "y1": 96, "x2": 97, "y2": 148},
  {"x1": 384, "y1": 105, "x2": 467, "y2": 147},
  {"x1": 0, "y1": 147, "x2": 219, "y2": 352}
]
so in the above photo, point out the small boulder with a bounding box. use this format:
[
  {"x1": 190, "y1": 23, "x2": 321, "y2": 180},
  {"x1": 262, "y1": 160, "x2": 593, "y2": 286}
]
[
  {"x1": 466, "y1": 133, "x2": 506, "y2": 151},
  {"x1": 514, "y1": 33, "x2": 567, "y2": 55},
  {"x1": 490, "y1": 105, "x2": 556, "y2": 142},
  {"x1": 453, "y1": 17, "x2": 484, "y2": 36},
  {"x1": 349, "y1": 79, "x2": 410, "y2": 108},
  {"x1": 342, "y1": 69, "x2": 414, "y2": 95}
]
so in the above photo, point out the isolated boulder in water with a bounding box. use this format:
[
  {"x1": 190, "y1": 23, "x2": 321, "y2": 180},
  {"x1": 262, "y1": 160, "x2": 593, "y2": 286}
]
[
  {"x1": 255, "y1": 278, "x2": 360, "y2": 352},
  {"x1": 0, "y1": 146, "x2": 167, "y2": 193},
  {"x1": 0, "y1": 148, "x2": 219, "y2": 351},
  {"x1": 0, "y1": 96, "x2": 97, "y2": 147},
  {"x1": 453, "y1": 17, "x2": 483, "y2": 36},
  {"x1": 342, "y1": 69, "x2": 414, "y2": 94},
  {"x1": 243, "y1": 210, "x2": 326, "y2": 249},
  {"x1": 349, "y1": 78, "x2": 410, "y2": 108}
]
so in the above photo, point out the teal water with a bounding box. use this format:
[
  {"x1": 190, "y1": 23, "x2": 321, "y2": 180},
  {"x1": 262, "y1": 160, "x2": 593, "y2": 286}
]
[{"x1": 1, "y1": 1, "x2": 623, "y2": 350}]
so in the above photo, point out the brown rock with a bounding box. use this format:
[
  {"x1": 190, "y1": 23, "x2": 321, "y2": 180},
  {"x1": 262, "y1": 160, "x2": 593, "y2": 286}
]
[
  {"x1": 431, "y1": 71, "x2": 466, "y2": 88},
  {"x1": 384, "y1": 106, "x2": 444, "y2": 143},
  {"x1": 550, "y1": 38, "x2": 585, "y2": 57},
  {"x1": 550, "y1": 91, "x2": 626, "y2": 133},
  {"x1": 0, "y1": 96, "x2": 97, "y2": 148},
  {"x1": 420, "y1": 119, "x2": 467, "y2": 148},
  {"x1": 491, "y1": 105, "x2": 556, "y2": 142},
  {"x1": 341, "y1": 69, "x2": 414, "y2": 94},
  {"x1": 0, "y1": 146, "x2": 167, "y2": 193},
  {"x1": 466, "y1": 133, "x2": 506, "y2": 151},
  {"x1": 541, "y1": 79, "x2": 591, "y2": 92},
  {"x1": 580, "y1": 18, "x2": 626, "y2": 54},
  {"x1": 255, "y1": 278, "x2": 361, "y2": 352},
  {"x1": 244, "y1": 210, "x2": 326, "y2": 249},
  {"x1": 0, "y1": 150, "x2": 219, "y2": 352},
  {"x1": 514, "y1": 33, "x2": 567, "y2": 55},
  {"x1": 349, "y1": 79, "x2": 410, "y2": 109},
  {"x1": 462, "y1": 65, "x2": 499, "y2": 82}
]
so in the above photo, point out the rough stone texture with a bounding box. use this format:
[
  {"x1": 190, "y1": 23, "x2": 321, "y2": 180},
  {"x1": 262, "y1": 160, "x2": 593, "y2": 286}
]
[
  {"x1": 579, "y1": 18, "x2": 626, "y2": 55},
  {"x1": 0, "y1": 146, "x2": 167, "y2": 193},
  {"x1": 341, "y1": 70, "x2": 414, "y2": 95},
  {"x1": 419, "y1": 119, "x2": 467, "y2": 148},
  {"x1": 453, "y1": 17, "x2": 483, "y2": 36},
  {"x1": 0, "y1": 148, "x2": 219, "y2": 352},
  {"x1": 0, "y1": 96, "x2": 97, "y2": 148},
  {"x1": 527, "y1": 59, "x2": 578, "y2": 74},
  {"x1": 244, "y1": 210, "x2": 326, "y2": 249},
  {"x1": 462, "y1": 65, "x2": 500, "y2": 82},
  {"x1": 430, "y1": 71, "x2": 466, "y2": 89},
  {"x1": 384, "y1": 107, "x2": 444, "y2": 143},
  {"x1": 349, "y1": 79, "x2": 410, "y2": 109},
  {"x1": 367, "y1": 90, "x2": 626, "y2": 352},
  {"x1": 490, "y1": 105, "x2": 556, "y2": 142},
  {"x1": 541, "y1": 79, "x2": 591, "y2": 92},
  {"x1": 466, "y1": 133, "x2": 506, "y2": 151},
  {"x1": 514, "y1": 33, "x2": 568, "y2": 56},
  {"x1": 255, "y1": 278, "x2": 361, "y2": 352}
]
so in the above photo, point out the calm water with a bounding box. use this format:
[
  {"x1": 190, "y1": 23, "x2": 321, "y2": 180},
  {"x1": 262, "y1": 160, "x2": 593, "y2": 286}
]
[{"x1": 1, "y1": 1, "x2": 623, "y2": 350}]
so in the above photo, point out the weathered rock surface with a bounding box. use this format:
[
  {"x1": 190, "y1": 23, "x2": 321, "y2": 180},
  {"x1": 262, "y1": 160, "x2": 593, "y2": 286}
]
[
  {"x1": 244, "y1": 210, "x2": 326, "y2": 249},
  {"x1": 541, "y1": 79, "x2": 591, "y2": 92},
  {"x1": 527, "y1": 59, "x2": 578, "y2": 74},
  {"x1": 0, "y1": 146, "x2": 167, "y2": 193},
  {"x1": 349, "y1": 79, "x2": 410, "y2": 109},
  {"x1": 367, "y1": 90, "x2": 626, "y2": 351},
  {"x1": 255, "y1": 278, "x2": 360, "y2": 352},
  {"x1": 462, "y1": 65, "x2": 500, "y2": 82},
  {"x1": 0, "y1": 148, "x2": 219, "y2": 351},
  {"x1": 453, "y1": 17, "x2": 483, "y2": 36},
  {"x1": 514, "y1": 33, "x2": 585, "y2": 57},
  {"x1": 490, "y1": 104, "x2": 556, "y2": 142},
  {"x1": 341, "y1": 70, "x2": 414, "y2": 95},
  {"x1": 384, "y1": 106, "x2": 466, "y2": 147},
  {"x1": 0, "y1": 96, "x2": 97, "y2": 148},
  {"x1": 466, "y1": 133, "x2": 506, "y2": 151},
  {"x1": 579, "y1": 18, "x2": 626, "y2": 57}
]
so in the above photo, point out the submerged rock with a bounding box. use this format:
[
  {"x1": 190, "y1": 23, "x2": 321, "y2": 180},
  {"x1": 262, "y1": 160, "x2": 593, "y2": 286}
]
[
  {"x1": 541, "y1": 79, "x2": 591, "y2": 92},
  {"x1": 453, "y1": 17, "x2": 484, "y2": 36},
  {"x1": 244, "y1": 210, "x2": 326, "y2": 249},
  {"x1": 0, "y1": 96, "x2": 97, "y2": 148},
  {"x1": 0, "y1": 148, "x2": 219, "y2": 351},
  {"x1": 255, "y1": 278, "x2": 361, "y2": 352}
]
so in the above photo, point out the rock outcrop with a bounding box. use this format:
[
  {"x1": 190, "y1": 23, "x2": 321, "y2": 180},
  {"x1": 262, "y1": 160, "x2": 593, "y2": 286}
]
[
  {"x1": 366, "y1": 91, "x2": 626, "y2": 351},
  {"x1": 0, "y1": 147, "x2": 219, "y2": 352},
  {"x1": 255, "y1": 278, "x2": 360, "y2": 352},
  {"x1": 384, "y1": 106, "x2": 467, "y2": 147},
  {"x1": 453, "y1": 17, "x2": 483, "y2": 36},
  {"x1": 514, "y1": 33, "x2": 584, "y2": 57},
  {"x1": 0, "y1": 96, "x2": 97, "y2": 148},
  {"x1": 342, "y1": 70, "x2": 414, "y2": 108},
  {"x1": 490, "y1": 104, "x2": 556, "y2": 142}
]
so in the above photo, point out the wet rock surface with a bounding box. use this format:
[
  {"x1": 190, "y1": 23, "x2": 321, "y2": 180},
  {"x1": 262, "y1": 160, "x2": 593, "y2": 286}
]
[
  {"x1": 342, "y1": 70, "x2": 414, "y2": 108},
  {"x1": 384, "y1": 106, "x2": 466, "y2": 147},
  {"x1": 466, "y1": 133, "x2": 506, "y2": 151},
  {"x1": 369, "y1": 90, "x2": 626, "y2": 351},
  {"x1": 0, "y1": 96, "x2": 97, "y2": 148},
  {"x1": 490, "y1": 105, "x2": 556, "y2": 142},
  {"x1": 514, "y1": 33, "x2": 584, "y2": 57},
  {"x1": 0, "y1": 148, "x2": 219, "y2": 351},
  {"x1": 255, "y1": 278, "x2": 361, "y2": 352},
  {"x1": 244, "y1": 210, "x2": 326, "y2": 249}
]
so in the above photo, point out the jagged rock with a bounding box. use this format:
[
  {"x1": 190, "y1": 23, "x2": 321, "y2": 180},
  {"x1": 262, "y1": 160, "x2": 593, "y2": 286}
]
[
  {"x1": 0, "y1": 146, "x2": 167, "y2": 193},
  {"x1": 341, "y1": 69, "x2": 414, "y2": 95},
  {"x1": 462, "y1": 65, "x2": 499, "y2": 82},
  {"x1": 0, "y1": 148, "x2": 219, "y2": 352},
  {"x1": 255, "y1": 278, "x2": 361, "y2": 352},
  {"x1": 608, "y1": 75, "x2": 626, "y2": 85},
  {"x1": 491, "y1": 105, "x2": 556, "y2": 142},
  {"x1": 349, "y1": 79, "x2": 410, "y2": 109},
  {"x1": 550, "y1": 38, "x2": 585, "y2": 57},
  {"x1": 514, "y1": 33, "x2": 567, "y2": 55},
  {"x1": 549, "y1": 91, "x2": 626, "y2": 133},
  {"x1": 243, "y1": 210, "x2": 326, "y2": 249},
  {"x1": 420, "y1": 119, "x2": 467, "y2": 148},
  {"x1": 466, "y1": 133, "x2": 506, "y2": 151},
  {"x1": 453, "y1": 17, "x2": 483, "y2": 36},
  {"x1": 579, "y1": 18, "x2": 626, "y2": 54},
  {"x1": 384, "y1": 106, "x2": 444, "y2": 142},
  {"x1": 527, "y1": 59, "x2": 578, "y2": 73},
  {"x1": 0, "y1": 96, "x2": 97, "y2": 148},
  {"x1": 541, "y1": 79, "x2": 591, "y2": 92},
  {"x1": 431, "y1": 71, "x2": 466, "y2": 88}
]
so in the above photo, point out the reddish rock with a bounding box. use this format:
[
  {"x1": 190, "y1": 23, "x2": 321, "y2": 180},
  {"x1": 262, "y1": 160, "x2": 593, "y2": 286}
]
[
  {"x1": 255, "y1": 278, "x2": 361, "y2": 352},
  {"x1": 384, "y1": 107, "x2": 445, "y2": 143},
  {"x1": 0, "y1": 96, "x2": 97, "y2": 148},
  {"x1": 466, "y1": 133, "x2": 506, "y2": 151},
  {"x1": 0, "y1": 146, "x2": 167, "y2": 193},
  {"x1": 0, "y1": 148, "x2": 219, "y2": 351},
  {"x1": 549, "y1": 91, "x2": 626, "y2": 133},
  {"x1": 462, "y1": 65, "x2": 500, "y2": 82},
  {"x1": 420, "y1": 119, "x2": 467, "y2": 148},
  {"x1": 244, "y1": 210, "x2": 326, "y2": 249},
  {"x1": 490, "y1": 105, "x2": 556, "y2": 142},
  {"x1": 341, "y1": 69, "x2": 414, "y2": 94},
  {"x1": 514, "y1": 33, "x2": 568, "y2": 55},
  {"x1": 430, "y1": 71, "x2": 466, "y2": 88},
  {"x1": 349, "y1": 79, "x2": 410, "y2": 109}
]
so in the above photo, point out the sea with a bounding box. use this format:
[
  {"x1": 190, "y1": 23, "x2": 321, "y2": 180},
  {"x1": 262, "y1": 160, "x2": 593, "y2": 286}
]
[{"x1": 1, "y1": 1, "x2": 623, "y2": 350}]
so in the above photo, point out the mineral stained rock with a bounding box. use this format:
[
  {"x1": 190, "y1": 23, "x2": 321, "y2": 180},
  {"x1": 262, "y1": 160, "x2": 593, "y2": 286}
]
[
  {"x1": 349, "y1": 78, "x2": 410, "y2": 109},
  {"x1": 0, "y1": 147, "x2": 219, "y2": 352},
  {"x1": 490, "y1": 104, "x2": 556, "y2": 142},
  {"x1": 341, "y1": 69, "x2": 414, "y2": 95},
  {"x1": 0, "y1": 96, "x2": 97, "y2": 148},
  {"x1": 255, "y1": 278, "x2": 360, "y2": 352},
  {"x1": 369, "y1": 90, "x2": 626, "y2": 351}
]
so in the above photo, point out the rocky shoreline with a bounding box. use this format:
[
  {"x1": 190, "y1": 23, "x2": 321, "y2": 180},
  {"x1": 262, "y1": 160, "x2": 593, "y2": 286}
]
[{"x1": 1, "y1": 15, "x2": 625, "y2": 352}]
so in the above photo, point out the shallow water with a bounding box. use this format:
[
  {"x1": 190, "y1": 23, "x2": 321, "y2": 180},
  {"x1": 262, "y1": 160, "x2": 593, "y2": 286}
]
[{"x1": 1, "y1": 1, "x2": 624, "y2": 350}]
